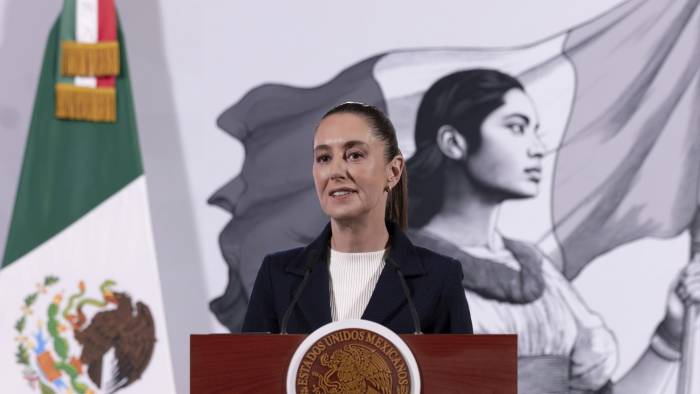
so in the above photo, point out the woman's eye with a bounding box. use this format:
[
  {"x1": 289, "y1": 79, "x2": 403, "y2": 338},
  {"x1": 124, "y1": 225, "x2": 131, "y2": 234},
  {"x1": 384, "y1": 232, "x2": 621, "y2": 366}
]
[
  {"x1": 316, "y1": 154, "x2": 330, "y2": 163},
  {"x1": 346, "y1": 151, "x2": 364, "y2": 161},
  {"x1": 507, "y1": 123, "x2": 525, "y2": 134}
]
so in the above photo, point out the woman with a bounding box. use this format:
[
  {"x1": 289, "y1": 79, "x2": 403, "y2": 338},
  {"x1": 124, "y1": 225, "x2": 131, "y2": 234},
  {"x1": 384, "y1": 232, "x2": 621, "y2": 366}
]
[
  {"x1": 242, "y1": 102, "x2": 473, "y2": 334},
  {"x1": 406, "y1": 69, "x2": 700, "y2": 393}
]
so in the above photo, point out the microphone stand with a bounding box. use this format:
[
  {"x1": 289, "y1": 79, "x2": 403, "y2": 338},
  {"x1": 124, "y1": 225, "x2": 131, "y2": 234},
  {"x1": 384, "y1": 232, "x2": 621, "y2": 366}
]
[
  {"x1": 387, "y1": 257, "x2": 423, "y2": 335},
  {"x1": 280, "y1": 249, "x2": 320, "y2": 334},
  {"x1": 280, "y1": 246, "x2": 424, "y2": 335}
]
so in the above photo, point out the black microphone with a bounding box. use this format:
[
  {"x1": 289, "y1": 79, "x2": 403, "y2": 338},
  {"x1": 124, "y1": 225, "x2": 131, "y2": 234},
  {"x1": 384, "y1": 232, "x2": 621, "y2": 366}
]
[
  {"x1": 387, "y1": 257, "x2": 423, "y2": 334},
  {"x1": 281, "y1": 249, "x2": 321, "y2": 334}
]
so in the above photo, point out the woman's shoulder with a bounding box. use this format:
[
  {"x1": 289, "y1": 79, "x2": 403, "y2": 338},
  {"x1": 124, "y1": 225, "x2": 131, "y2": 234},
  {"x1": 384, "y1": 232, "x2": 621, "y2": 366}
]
[
  {"x1": 408, "y1": 244, "x2": 463, "y2": 282},
  {"x1": 406, "y1": 228, "x2": 470, "y2": 270},
  {"x1": 260, "y1": 246, "x2": 315, "y2": 273},
  {"x1": 412, "y1": 244, "x2": 460, "y2": 267},
  {"x1": 407, "y1": 227, "x2": 549, "y2": 303},
  {"x1": 265, "y1": 246, "x2": 306, "y2": 260}
]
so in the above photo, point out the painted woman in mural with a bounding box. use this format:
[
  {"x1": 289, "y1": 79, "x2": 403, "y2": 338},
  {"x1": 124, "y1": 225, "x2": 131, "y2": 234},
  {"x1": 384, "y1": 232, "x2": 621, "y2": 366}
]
[{"x1": 405, "y1": 69, "x2": 700, "y2": 393}]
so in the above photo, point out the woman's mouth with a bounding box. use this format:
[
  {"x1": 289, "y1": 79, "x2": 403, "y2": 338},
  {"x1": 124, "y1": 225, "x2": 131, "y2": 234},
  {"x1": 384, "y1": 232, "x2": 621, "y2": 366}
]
[
  {"x1": 524, "y1": 167, "x2": 542, "y2": 182},
  {"x1": 329, "y1": 188, "x2": 357, "y2": 200}
]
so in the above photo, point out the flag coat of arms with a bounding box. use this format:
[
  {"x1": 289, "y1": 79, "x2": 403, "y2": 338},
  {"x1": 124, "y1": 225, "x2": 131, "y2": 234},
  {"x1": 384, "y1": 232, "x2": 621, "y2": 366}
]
[{"x1": 0, "y1": 1, "x2": 176, "y2": 393}]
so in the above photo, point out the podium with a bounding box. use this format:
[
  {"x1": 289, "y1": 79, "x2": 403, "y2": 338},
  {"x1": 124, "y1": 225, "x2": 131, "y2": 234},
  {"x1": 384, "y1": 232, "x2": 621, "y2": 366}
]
[{"x1": 191, "y1": 334, "x2": 516, "y2": 393}]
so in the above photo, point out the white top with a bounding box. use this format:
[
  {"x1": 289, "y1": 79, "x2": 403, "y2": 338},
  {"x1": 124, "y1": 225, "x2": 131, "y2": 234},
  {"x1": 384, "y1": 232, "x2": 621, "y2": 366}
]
[
  {"x1": 462, "y1": 244, "x2": 618, "y2": 391},
  {"x1": 328, "y1": 248, "x2": 386, "y2": 321}
]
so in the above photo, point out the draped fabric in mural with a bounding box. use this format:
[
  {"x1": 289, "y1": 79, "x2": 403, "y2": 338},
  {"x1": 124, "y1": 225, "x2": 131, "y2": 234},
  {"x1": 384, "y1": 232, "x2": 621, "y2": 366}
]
[{"x1": 209, "y1": 0, "x2": 700, "y2": 392}]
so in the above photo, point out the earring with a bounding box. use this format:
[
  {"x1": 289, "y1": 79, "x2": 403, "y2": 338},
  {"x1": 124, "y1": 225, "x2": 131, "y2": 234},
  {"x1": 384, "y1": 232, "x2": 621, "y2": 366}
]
[{"x1": 384, "y1": 185, "x2": 391, "y2": 192}]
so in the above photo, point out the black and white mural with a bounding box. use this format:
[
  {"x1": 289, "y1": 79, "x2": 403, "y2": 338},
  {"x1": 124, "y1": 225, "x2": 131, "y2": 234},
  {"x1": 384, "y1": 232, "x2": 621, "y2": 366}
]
[
  {"x1": 209, "y1": 0, "x2": 700, "y2": 392},
  {"x1": 2, "y1": 0, "x2": 700, "y2": 392}
]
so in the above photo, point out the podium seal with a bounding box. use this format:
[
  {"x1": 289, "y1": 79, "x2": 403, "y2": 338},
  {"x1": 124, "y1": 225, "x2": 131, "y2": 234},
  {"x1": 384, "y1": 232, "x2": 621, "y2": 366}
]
[{"x1": 287, "y1": 319, "x2": 420, "y2": 394}]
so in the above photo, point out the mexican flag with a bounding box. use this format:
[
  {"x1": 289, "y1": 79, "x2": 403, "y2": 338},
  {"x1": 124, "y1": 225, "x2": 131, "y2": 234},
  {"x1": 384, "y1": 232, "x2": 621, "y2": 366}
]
[{"x1": 0, "y1": 3, "x2": 176, "y2": 394}]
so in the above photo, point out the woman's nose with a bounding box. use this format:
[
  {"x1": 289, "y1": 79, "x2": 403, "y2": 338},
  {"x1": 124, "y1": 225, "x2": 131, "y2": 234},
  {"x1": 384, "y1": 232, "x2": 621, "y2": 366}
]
[
  {"x1": 329, "y1": 156, "x2": 347, "y2": 179},
  {"x1": 528, "y1": 136, "x2": 545, "y2": 158}
]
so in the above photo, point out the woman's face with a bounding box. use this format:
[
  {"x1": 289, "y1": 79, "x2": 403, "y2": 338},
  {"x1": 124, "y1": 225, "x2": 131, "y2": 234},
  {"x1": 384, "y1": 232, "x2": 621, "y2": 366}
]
[
  {"x1": 313, "y1": 113, "x2": 398, "y2": 223},
  {"x1": 465, "y1": 88, "x2": 544, "y2": 199}
]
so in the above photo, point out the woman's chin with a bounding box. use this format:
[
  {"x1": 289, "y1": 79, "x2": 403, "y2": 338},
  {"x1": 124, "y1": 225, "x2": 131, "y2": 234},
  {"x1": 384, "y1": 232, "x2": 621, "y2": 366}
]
[
  {"x1": 324, "y1": 207, "x2": 362, "y2": 222},
  {"x1": 488, "y1": 183, "x2": 539, "y2": 200},
  {"x1": 507, "y1": 186, "x2": 539, "y2": 199}
]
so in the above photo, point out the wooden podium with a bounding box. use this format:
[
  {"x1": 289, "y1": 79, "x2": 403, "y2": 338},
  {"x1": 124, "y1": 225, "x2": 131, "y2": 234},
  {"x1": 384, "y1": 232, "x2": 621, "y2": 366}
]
[{"x1": 191, "y1": 334, "x2": 516, "y2": 393}]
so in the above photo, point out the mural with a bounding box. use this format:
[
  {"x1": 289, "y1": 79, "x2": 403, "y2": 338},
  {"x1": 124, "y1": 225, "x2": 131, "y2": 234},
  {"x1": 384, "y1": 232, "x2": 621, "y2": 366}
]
[{"x1": 209, "y1": 0, "x2": 700, "y2": 392}]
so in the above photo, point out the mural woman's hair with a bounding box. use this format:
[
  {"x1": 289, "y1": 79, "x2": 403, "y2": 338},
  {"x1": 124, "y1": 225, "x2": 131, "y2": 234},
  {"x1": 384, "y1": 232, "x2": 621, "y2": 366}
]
[
  {"x1": 321, "y1": 102, "x2": 408, "y2": 230},
  {"x1": 407, "y1": 69, "x2": 525, "y2": 228}
]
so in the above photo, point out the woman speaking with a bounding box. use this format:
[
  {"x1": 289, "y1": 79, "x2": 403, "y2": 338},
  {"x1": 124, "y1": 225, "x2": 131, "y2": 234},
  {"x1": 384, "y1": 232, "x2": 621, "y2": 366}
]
[{"x1": 242, "y1": 102, "x2": 473, "y2": 334}]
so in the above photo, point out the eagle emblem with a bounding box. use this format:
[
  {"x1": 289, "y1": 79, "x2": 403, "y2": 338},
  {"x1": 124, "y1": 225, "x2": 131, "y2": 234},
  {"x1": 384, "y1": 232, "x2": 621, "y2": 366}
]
[
  {"x1": 312, "y1": 344, "x2": 393, "y2": 394},
  {"x1": 12, "y1": 276, "x2": 156, "y2": 394}
]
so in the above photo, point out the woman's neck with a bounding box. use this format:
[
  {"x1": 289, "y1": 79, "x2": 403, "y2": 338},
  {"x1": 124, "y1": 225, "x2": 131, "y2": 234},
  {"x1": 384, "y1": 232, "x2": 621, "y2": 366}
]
[
  {"x1": 330, "y1": 215, "x2": 389, "y2": 252},
  {"x1": 422, "y1": 172, "x2": 504, "y2": 251}
]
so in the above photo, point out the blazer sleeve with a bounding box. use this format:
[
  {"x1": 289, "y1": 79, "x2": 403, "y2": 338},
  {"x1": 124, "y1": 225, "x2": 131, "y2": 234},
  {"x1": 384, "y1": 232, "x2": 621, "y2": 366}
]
[
  {"x1": 241, "y1": 255, "x2": 280, "y2": 333},
  {"x1": 437, "y1": 259, "x2": 473, "y2": 334}
]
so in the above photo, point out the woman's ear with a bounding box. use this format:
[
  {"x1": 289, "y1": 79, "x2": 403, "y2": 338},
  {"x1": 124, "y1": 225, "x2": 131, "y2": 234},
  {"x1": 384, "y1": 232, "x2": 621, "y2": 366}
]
[
  {"x1": 386, "y1": 155, "x2": 404, "y2": 189},
  {"x1": 436, "y1": 125, "x2": 468, "y2": 160}
]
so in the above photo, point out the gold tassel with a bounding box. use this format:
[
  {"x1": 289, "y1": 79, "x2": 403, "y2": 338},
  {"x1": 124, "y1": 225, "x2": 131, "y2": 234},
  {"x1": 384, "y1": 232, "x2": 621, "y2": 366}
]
[
  {"x1": 61, "y1": 41, "x2": 120, "y2": 77},
  {"x1": 55, "y1": 84, "x2": 117, "y2": 123}
]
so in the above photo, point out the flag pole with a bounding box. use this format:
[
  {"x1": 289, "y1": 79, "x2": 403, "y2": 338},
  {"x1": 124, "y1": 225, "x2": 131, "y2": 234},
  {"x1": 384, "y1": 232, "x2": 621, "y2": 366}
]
[{"x1": 677, "y1": 211, "x2": 700, "y2": 394}]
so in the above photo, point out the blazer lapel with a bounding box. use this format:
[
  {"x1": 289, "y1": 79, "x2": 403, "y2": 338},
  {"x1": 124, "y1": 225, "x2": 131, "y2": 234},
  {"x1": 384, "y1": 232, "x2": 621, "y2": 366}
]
[
  {"x1": 286, "y1": 224, "x2": 332, "y2": 330},
  {"x1": 361, "y1": 264, "x2": 406, "y2": 323},
  {"x1": 295, "y1": 257, "x2": 332, "y2": 329},
  {"x1": 289, "y1": 221, "x2": 426, "y2": 328},
  {"x1": 362, "y1": 222, "x2": 426, "y2": 325}
]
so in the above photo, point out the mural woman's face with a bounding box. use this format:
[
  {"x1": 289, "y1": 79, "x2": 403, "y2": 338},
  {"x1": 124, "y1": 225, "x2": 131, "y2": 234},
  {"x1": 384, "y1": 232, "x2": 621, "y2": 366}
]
[
  {"x1": 466, "y1": 88, "x2": 544, "y2": 199},
  {"x1": 312, "y1": 113, "x2": 398, "y2": 223}
]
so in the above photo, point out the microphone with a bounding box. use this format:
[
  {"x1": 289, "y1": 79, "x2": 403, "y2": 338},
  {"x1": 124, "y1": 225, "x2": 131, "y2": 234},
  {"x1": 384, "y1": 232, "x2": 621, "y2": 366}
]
[
  {"x1": 281, "y1": 249, "x2": 321, "y2": 334},
  {"x1": 387, "y1": 257, "x2": 423, "y2": 334}
]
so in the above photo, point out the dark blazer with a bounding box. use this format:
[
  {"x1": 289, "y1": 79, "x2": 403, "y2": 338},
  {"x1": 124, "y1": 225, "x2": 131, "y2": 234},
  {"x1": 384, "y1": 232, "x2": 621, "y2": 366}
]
[{"x1": 242, "y1": 221, "x2": 473, "y2": 334}]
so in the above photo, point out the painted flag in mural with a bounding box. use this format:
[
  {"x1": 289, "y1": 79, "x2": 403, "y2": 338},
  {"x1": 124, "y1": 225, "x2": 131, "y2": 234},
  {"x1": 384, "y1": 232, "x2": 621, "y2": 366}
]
[
  {"x1": 547, "y1": 0, "x2": 700, "y2": 279},
  {"x1": 0, "y1": 3, "x2": 176, "y2": 394},
  {"x1": 209, "y1": 0, "x2": 700, "y2": 330}
]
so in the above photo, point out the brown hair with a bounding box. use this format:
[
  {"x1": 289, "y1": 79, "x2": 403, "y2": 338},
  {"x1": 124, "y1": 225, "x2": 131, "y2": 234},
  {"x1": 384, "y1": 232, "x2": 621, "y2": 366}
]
[{"x1": 320, "y1": 102, "x2": 408, "y2": 229}]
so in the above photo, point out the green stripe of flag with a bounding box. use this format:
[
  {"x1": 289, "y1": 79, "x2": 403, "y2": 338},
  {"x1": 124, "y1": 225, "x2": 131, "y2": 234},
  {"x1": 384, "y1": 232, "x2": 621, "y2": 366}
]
[
  {"x1": 2, "y1": 18, "x2": 143, "y2": 267},
  {"x1": 57, "y1": 0, "x2": 75, "y2": 85}
]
